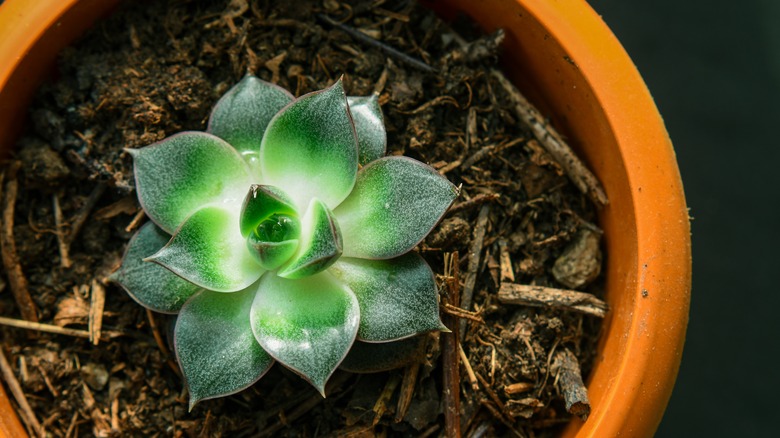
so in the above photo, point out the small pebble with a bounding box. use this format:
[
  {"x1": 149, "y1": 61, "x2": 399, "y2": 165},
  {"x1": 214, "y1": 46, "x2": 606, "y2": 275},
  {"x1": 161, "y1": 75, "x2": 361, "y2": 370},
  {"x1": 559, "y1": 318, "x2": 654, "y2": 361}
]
[
  {"x1": 81, "y1": 362, "x2": 109, "y2": 391},
  {"x1": 552, "y1": 229, "x2": 602, "y2": 289}
]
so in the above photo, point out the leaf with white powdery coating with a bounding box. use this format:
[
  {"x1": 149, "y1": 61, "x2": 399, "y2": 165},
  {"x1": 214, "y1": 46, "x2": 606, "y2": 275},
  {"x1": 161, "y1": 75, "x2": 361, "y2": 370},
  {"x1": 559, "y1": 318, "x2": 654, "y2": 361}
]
[
  {"x1": 147, "y1": 206, "x2": 263, "y2": 292},
  {"x1": 329, "y1": 254, "x2": 447, "y2": 342},
  {"x1": 109, "y1": 222, "x2": 201, "y2": 313},
  {"x1": 208, "y1": 75, "x2": 294, "y2": 171},
  {"x1": 250, "y1": 272, "x2": 359, "y2": 395},
  {"x1": 240, "y1": 185, "x2": 298, "y2": 237},
  {"x1": 334, "y1": 156, "x2": 459, "y2": 259},
  {"x1": 347, "y1": 95, "x2": 386, "y2": 166},
  {"x1": 175, "y1": 286, "x2": 273, "y2": 410},
  {"x1": 129, "y1": 132, "x2": 252, "y2": 234},
  {"x1": 277, "y1": 198, "x2": 342, "y2": 279},
  {"x1": 260, "y1": 79, "x2": 358, "y2": 210}
]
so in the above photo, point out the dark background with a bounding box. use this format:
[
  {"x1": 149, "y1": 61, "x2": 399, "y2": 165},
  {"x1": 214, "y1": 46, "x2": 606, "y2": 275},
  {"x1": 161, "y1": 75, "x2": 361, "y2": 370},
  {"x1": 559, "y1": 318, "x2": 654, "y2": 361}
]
[{"x1": 587, "y1": 0, "x2": 779, "y2": 436}]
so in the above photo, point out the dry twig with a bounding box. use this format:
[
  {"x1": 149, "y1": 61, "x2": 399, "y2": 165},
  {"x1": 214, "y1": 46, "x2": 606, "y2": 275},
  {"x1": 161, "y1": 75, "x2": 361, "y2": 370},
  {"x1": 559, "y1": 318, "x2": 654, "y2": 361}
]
[
  {"x1": 372, "y1": 373, "x2": 401, "y2": 426},
  {"x1": 1, "y1": 163, "x2": 39, "y2": 322},
  {"x1": 458, "y1": 343, "x2": 479, "y2": 391},
  {"x1": 0, "y1": 316, "x2": 123, "y2": 340},
  {"x1": 498, "y1": 283, "x2": 607, "y2": 318},
  {"x1": 52, "y1": 194, "x2": 72, "y2": 268},
  {"x1": 460, "y1": 205, "x2": 490, "y2": 340},
  {"x1": 88, "y1": 279, "x2": 106, "y2": 345},
  {"x1": 317, "y1": 14, "x2": 435, "y2": 73},
  {"x1": 491, "y1": 69, "x2": 608, "y2": 206},
  {"x1": 448, "y1": 193, "x2": 499, "y2": 215},
  {"x1": 146, "y1": 309, "x2": 181, "y2": 377},
  {"x1": 441, "y1": 252, "x2": 461, "y2": 438},
  {"x1": 442, "y1": 303, "x2": 484, "y2": 323},
  {"x1": 552, "y1": 348, "x2": 590, "y2": 420},
  {"x1": 0, "y1": 348, "x2": 42, "y2": 437},
  {"x1": 394, "y1": 361, "x2": 420, "y2": 423},
  {"x1": 66, "y1": 183, "x2": 107, "y2": 244}
]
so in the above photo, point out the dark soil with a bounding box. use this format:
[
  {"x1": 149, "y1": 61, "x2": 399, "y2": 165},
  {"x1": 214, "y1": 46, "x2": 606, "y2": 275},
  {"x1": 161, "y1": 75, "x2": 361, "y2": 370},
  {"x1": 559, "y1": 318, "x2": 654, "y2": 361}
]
[{"x1": 0, "y1": 0, "x2": 604, "y2": 436}]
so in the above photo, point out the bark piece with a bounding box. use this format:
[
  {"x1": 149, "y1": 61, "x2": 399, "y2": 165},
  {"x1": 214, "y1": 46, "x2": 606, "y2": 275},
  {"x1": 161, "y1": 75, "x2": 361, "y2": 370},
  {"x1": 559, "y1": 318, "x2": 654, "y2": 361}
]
[
  {"x1": 552, "y1": 348, "x2": 590, "y2": 420},
  {"x1": 460, "y1": 205, "x2": 489, "y2": 340},
  {"x1": 498, "y1": 283, "x2": 607, "y2": 318}
]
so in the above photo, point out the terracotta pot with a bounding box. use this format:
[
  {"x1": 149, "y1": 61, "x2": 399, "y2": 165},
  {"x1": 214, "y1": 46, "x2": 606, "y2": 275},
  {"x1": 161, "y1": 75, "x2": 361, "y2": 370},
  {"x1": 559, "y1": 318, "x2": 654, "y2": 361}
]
[{"x1": 0, "y1": 0, "x2": 691, "y2": 436}]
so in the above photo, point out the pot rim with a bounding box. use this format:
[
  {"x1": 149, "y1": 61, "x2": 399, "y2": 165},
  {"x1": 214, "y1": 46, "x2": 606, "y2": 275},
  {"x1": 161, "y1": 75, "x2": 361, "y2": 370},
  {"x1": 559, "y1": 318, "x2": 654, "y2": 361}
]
[{"x1": 0, "y1": 1, "x2": 691, "y2": 437}]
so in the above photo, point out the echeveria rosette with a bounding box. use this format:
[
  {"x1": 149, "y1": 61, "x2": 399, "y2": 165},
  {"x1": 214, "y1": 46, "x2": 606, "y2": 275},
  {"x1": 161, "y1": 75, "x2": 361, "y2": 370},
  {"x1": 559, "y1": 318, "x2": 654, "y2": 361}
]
[{"x1": 111, "y1": 74, "x2": 458, "y2": 408}]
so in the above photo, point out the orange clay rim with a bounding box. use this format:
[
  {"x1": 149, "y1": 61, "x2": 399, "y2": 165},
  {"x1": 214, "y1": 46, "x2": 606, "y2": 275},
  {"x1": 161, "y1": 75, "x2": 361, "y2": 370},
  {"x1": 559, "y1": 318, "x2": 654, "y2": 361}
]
[{"x1": 0, "y1": 1, "x2": 691, "y2": 437}]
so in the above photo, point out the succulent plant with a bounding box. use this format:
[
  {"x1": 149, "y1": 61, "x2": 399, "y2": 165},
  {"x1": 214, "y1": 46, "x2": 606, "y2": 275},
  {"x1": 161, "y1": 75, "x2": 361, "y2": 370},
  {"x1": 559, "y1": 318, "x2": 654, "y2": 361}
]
[{"x1": 111, "y1": 75, "x2": 458, "y2": 409}]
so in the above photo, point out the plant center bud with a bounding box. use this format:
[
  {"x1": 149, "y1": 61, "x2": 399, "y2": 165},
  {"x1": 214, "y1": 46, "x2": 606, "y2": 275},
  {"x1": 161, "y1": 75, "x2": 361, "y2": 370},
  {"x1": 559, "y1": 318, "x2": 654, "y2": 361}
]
[{"x1": 254, "y1": 214, "x2": 300, "y2": 243}]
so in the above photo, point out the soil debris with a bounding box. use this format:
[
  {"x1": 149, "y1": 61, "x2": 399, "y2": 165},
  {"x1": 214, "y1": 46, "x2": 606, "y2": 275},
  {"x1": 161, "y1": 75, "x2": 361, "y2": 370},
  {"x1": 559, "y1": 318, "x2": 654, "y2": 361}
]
[{"x1": 1, "y1": 1, "x2": 606, "y2": 436}]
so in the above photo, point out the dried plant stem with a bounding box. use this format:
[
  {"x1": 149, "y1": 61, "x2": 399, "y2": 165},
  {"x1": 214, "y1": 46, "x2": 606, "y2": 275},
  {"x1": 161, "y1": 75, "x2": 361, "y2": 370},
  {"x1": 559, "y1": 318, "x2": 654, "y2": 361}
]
[
  {"x1": 441, "y1": 251, "x2": 462, "y2": 438},
  {"x1": 552, "y1": 348, "x2": 591, "y2": 420},
  {"x1": 498, "y1": 283, "x2": 607, "y2": 318},
  {"x1": 0, "y1": 316, "x2": 122, "y2": 340},
  {"x1": 0, "y1": 348, "x2": 42, "y2": 437},
  {"x1": 317, "y1": 14, "x2": 436, "y2": 73},
  {"x1": 88, "y1": 279, "x2": 106, "y2": 345},
  {"x1": 52, "y1": 194, "x2": 72, "y2": 268},
  {"x1": 458, "y1": 343, "x2": 479, "y2": 391},
  {"x1": 1, "y1": 163, "x2": 39, "y2": 322},
  {"x1": 442, "y1": 303, "x2": 484, "y2": 323},
  {"x1": 146, "y1": 310, "x2": 181, "y2": 377},
  {"x1": 448, "y1": 193, "x2": 499, "y2": 215},
  {"x1": 395, "y1": 361, "x2": 421, "y2": 423},
  {"x1": 460, "y1": 205, "x2": 490, "y2": 340},
  {"x1": 124, "y1": 209, "x2": 146, "y2": 233},
  {"x1": 372, "y1": 372, "x2": 401, "y2": 426},
  {"x1": 66, "y1": 183, "x2": 106, "y2": 245},
  {"x1": 491, "y1": 69, "x2": 608, "y2": 206}
]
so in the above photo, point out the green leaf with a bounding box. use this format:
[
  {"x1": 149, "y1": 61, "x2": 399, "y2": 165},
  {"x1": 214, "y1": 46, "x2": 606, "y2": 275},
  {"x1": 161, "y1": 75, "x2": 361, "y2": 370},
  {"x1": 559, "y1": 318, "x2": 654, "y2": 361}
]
[
  {"x1": 109, "y1": 222, "x2": 201, "y2": 314},
  {"x1": 175, "y1": 286, "x2": 274, "y2": 410},
  {"x1": 259, "y1": 79, "x2": 358, "y2": 210},
  {"x1": 208, "y1": 75, "x2": 294, "y2": 158},
  {"x1": 277, "y1": 198, "x2": 342, "y2": 279},
  {"x1": 329, "y1": 254, "x2": 446, "y2": 342},
  {"x1": 129, "y1": 132, "x2": 252, "y2": 234},
  {"x1": 334, "y1": 157, "x2": 458, "y2": 259},
  {"x1": 246, "y1": 237, "x2": 299, "y2": 271},
  {"x1": 147, "y1": 206, "x2": 263, "y2": 292},
  {"x1": 239, "y1": 185, "x2": 299, "y2": 237},
  {"x1": 339, "y1": 336, "x2": 427, "y2": 373},
  {"x1": 347, "y1": 95, "x2": 386, "y2": 166},
  {"x1": 250, "y1": 272, "x2": 359, "y2": 396}
]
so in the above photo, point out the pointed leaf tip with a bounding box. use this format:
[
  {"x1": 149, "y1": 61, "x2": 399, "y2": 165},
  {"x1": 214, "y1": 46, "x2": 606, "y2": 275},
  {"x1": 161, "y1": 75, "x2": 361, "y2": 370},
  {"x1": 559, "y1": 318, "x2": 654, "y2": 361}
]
[
  {"x1": 334, "y1": 156, "x2": 458, "y2": 259},
  {"x1": 175, "y1": 287, "x2": 274, "y2": 408},
  {"x1": 250, "y1": 272, "x2": 359, "y2": 394},
  {"x1": 131, "y1": 132, "x2": 252, "y2": 234},
  {"x1": 111, "y1": 222, "x2": 200, "y2": 314},
  {"x1": 259, "y1": 80, "x2": 358, "y2": 210},
  {"x1": 208, "y1": 74, "x2": 294, "y2": 160},
  {"x1": 277, "y1": 198, "x2": 342, "y2": 279},
  {"x1": 348, "y1": 94, "x2": 386, "y2": 166},
  {"x1": 330, "y1": 253, "x2": 445, "y2": 342},
  {"x1": 149, "y1": 206, "x2": 263, "y2": 292}
]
